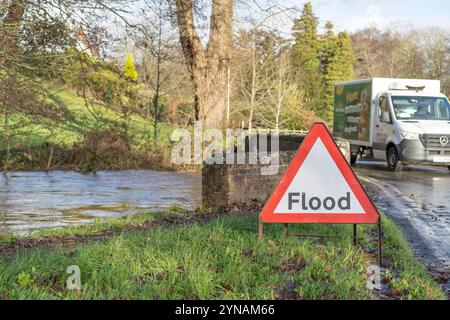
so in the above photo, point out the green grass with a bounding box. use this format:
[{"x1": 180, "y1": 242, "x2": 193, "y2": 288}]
[
  {"x1": 376, "y1": 216, "x2": 444, "y2": 299},
  {"x1": 0, "y1": 207, "x2": 187, "y2": 244},
  {"x1": 0, "y1": 83, "x2": 176, "y2": 150},
  {"x1": 32, "y1": 212, "x2": 156, "y2": 238},
  {"x1": 0, "y1": 211, "x2": 445, "y2": 300},
  {"x1": 0, "y1": 233, "x2": 16, "y2": 246}
]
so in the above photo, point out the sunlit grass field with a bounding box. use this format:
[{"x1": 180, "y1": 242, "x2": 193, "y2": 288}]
[{"x1": 0, "y1": 83, "x2": 175, "y2": 150}]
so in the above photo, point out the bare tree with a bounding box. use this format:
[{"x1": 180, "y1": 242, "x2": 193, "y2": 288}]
[
  {"x1": 134, "y1": 0, "x2": 177, "y2": 143},
  {"x1": 235, "y1": 30, "x2": 271, "y2": 133},
  {"x1": 0, "y1": 0, "x2": 27, "y2": 67},
  {"x1": 351, "y1": 26, "x2": 449, "y2": 95},
  {"x1": 152, "y1": 3, "x2": 164, "y2": 143},
  {"x1": 0, "y1": 0, "x2": 136, "y2": 175},
  {"x1": 420, "y1": 27, "x2": 450, "y2": 94},
  {"x1": 175, "y1": 0, "x2": 233, "y2": 129},
  {"x1": 257, "y1": 47, "x2": 300, "y2": 132}
]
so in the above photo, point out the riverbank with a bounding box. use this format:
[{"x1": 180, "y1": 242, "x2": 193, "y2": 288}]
[
  {"x1": 0, "y1": 140, "x2": 184, "y2": 173},
  {"x1": 0, "y1": 83, "x2": 194, "y2": 173},
  {"x1": 0, "y1": 208, "x2": 445, "y2": 300}
]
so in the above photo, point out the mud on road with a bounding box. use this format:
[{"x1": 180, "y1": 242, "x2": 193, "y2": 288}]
[{"x1": 355, "y1": 162, "x2": 450, "y2": 297}]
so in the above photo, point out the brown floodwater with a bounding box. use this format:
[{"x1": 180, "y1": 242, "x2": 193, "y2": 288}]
[{"x1": 0, "y1": 170, "x2": 201, "y2": 235}]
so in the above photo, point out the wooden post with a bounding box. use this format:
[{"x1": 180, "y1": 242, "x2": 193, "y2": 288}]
[{"x1": 284, "y1": 223, "x2": 289, "y2": 236}]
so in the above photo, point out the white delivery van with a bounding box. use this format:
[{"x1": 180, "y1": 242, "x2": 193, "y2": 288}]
[{"x1": 333, "y1": 78, "x2": 450, "y2": 171}]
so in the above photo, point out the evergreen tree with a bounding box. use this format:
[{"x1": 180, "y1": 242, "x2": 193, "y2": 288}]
[
  {"x1": 291, "y1": 2, "x2": 322, "y2": 115},
  {"x1": 323, "y1": 21, "x2": 334, "y2": 38},
  {"x1": 124, "y1": 53, "x2": 138, "y2": 81},
  {"x1": 320, "y1": 28, "x2": 355, "y2": 122},
  {"x1": 291, "y1": 4, "x2": 355, "y2": 124},
  {"x1": 292, "y1": 2, "x2": 319, "y2": 71},
  {"x1": 319, "y1": 21, "x2": 336, "y2": 69}
]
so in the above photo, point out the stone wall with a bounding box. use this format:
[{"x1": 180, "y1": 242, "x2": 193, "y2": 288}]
[
  {"x1": 201, "y1": 134, "x2": 350, "y2": 209},
  {"x1": 202, "y1": 134, "x2": 304, "y2": 208},
  {"x1": 201, "y1": 151, "x2": 296, "y2": 208}
]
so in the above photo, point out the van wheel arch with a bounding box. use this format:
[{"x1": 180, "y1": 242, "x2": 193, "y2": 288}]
[{"x1": 386, "y1": 144, "x2": 403, "y2": 172}]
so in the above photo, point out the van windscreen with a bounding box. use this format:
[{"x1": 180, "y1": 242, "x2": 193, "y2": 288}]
[{"x1": 392, "y1": 96, "x2": 450, "y2": 121}]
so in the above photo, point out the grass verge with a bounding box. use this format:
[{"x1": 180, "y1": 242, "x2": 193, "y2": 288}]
[{"x1": 0, "y1": 210, "x2": 445, "y2": 300}]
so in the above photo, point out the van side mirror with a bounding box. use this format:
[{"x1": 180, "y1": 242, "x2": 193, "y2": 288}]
[{"x1": 381, "y1": 111, "x2": 391, "y2": 123}]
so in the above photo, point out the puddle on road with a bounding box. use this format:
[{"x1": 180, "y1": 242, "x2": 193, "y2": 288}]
[{"x1": 356, "y1": 162, "x2": 450, "y2": 224}]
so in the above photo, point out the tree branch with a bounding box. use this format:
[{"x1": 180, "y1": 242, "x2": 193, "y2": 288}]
[
  {"x1": 206, "y1": 0, "x2": 233, "y2": 64},
  {"x1": 175, "y1": 0, "x2": 205, "y2": 74}
]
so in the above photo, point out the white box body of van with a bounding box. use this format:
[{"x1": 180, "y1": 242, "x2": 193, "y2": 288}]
[{"x1": 333, "y1": 78, "x2": 450, "y2": 170}]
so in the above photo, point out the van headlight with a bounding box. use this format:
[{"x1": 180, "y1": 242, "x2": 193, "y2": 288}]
[{"x1": 399, "y1": 130, "x2": 419, "y2": 140}]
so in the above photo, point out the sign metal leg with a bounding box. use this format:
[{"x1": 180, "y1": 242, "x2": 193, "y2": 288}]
[
  {"x1": 377, "y1": 219, "x2": 382, "y2": 268},
  {"x1": 353, "y1": 224, "x2": 357, "y2": 246},
  {"x1": 258, "y1": 220, "x2": 263, "y2": 241}
]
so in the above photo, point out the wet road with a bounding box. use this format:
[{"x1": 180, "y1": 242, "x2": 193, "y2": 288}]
[
  {"x1": 0, "y1": 170, "x2": 201, "y2": 234},
  {"x1": 354, "y1": 162, "x2": 450, "y2": 294}
]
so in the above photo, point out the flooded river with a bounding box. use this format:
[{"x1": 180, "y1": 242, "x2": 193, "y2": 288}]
[{"x1": 0, "y1": 170, "x2": 201, "y2": 234}]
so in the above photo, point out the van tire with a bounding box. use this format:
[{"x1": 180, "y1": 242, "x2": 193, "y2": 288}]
[
  {"x1": 350, "y1": 153, "x2": 358, "y2": 165},
  {"x1": 387, "y1": 146, "x2": 403, "y2": 172}
]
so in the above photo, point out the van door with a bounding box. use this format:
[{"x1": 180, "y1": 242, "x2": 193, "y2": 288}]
[{"x1": 373, "y1": 94, "x2": 394, "y2": 160}]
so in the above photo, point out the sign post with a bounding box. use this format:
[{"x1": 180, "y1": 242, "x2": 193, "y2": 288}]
[{"x1": 259, "y1": 123, "x2": 382, "y2": 266}]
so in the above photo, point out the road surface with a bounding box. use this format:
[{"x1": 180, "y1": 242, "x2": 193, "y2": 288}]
[{"x1": 354, "y1": 161, "x2": 450, "y2": 296}]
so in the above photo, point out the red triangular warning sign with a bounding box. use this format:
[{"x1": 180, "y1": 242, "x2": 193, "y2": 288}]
[{"x1": 260, "y1": 123, "x2": 379, "y2": 224}]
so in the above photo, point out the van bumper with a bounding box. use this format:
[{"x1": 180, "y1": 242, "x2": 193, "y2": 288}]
[{"x1": 397, "y1": 139, "x2": 450, "y2": 164}]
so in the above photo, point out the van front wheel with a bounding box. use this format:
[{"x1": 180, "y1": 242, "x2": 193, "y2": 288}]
[
  {"x1": 350, "y1": 153, "x2": 358, "y2": 165},
  {"x1": 387, "y1": 146, "x2": 403, "y2": 172}
]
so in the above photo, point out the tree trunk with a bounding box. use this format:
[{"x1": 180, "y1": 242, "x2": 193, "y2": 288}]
[
  {"x1": 275, "y1": 52, "x2": 287, "y2": 133},
  {"x1": 0, "y1": 0, "x2": 27, "y2": 66},
  {"x1": 152, "y1": 92, "x2": 159, "y2": 143},
  {"x1": 226, "y1": 65, "x2": 231, "y2": 126},
  {"x1": 175, "y1": 0, "x2": 233, "y2": 129},
  {"x1": 275, "y1": 69, "x2": 282, "y2": 133},
  {"x1": 152, "y1": 11, "x2": 163, "y2": 144},
  {"x1": 2, "y1": 139, "x2": 10, "y2": 177},
  {"x1": 0, "y1": 0, "x2": 25, "y2": 176},
  {"x1": 248, "y1": 42, "x2": 256, "y2": 133},
  {"x1": 2, "y1": 106, "x2": 10, "y2": 177},
  {"x1": 195, "y1": 69, "x2": 228, "y2": 129},
  {"x1": 46, "y1": 144, "x2": 54, "y2": 173}
]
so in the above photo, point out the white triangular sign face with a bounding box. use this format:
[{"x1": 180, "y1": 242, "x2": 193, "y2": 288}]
[
  {"x1": 260, "y1": 123, "x2": 379, "y2": 224},
  {"x1": 274, "y1": 138, "x2": 365, "y2": 214}
]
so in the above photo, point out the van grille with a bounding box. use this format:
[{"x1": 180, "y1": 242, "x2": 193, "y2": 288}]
[{"x1": 420, "y1": 134, "x2": 450, "y2": 150}]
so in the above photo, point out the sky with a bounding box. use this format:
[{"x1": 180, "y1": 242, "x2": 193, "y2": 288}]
[
  {"x1": 311, "y1": 0, "x2": 450, "y2": 31},
  {"x1": 110, "y1": 0, "x2": 450, "y2": 61},
  {"x1": 245, "y1": 0, "x2": 450, "y2": 36}
]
